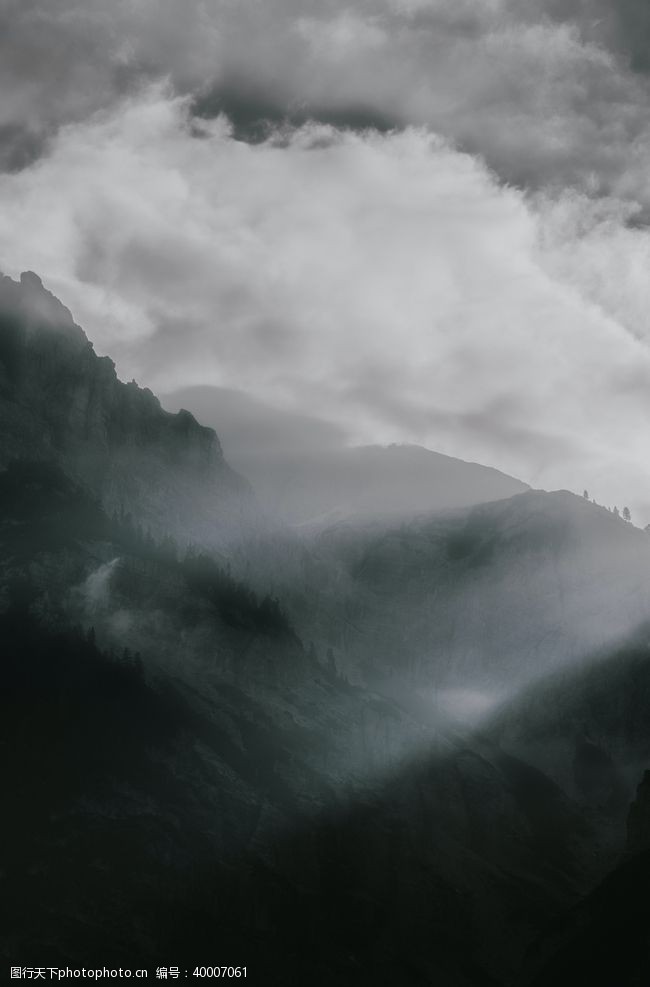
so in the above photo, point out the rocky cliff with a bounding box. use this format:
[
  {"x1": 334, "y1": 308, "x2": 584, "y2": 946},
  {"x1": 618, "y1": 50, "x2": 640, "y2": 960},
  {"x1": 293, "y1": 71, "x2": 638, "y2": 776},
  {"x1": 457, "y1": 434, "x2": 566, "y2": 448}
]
[{"x1": 0, "y1": 271, "x2": 254, "y2": 546}]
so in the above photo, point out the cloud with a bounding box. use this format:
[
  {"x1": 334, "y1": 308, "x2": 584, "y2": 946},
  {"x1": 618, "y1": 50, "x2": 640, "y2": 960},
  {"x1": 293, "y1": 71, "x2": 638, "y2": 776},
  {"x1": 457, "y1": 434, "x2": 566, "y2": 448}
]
[
  {"x1": 535, "y1": 192, "x2": 650, "y2": 344},
  {"x1": 3, "y1": 86, "x2": 650, "y2": 517},
  {"x1": 3, "y1": 0, "x2": 650, "y2": 202}
]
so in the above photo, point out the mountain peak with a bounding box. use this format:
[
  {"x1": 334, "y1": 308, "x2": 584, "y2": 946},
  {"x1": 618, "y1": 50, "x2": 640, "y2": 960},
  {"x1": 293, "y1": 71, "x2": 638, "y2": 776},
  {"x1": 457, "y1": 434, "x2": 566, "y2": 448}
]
[
  {"x1": 1, "y1": 269, "x2": 82, "y2": 345},
  {"x1": 20, "y1": 270, "x2": 43, "y2": 288},
  {"x1": 0, "y1": 272, "x2": 253, "y2": 545}
]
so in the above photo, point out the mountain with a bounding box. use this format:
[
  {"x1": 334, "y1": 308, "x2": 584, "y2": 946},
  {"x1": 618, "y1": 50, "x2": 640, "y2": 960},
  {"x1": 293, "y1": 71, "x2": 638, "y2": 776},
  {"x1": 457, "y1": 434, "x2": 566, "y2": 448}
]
[
  {"x1": 487, "y1": 621, "x2": 650, "y2": 820},
  {"x1": 163, "y1": 384, "x2": 529, "y2": 523},
  {"x1": 523, "y1": 772, "x2": 650, "y2": 985},
  {"x1": 163, "y1": 735, "x2": 601, "y2": 987},
  {"x1": 0, "y1": 272, "x2": 254, "y2": 546},
  {"x1": 0, "y1": 452, "x2": 604, "y2": 985},
  {"x1": 2, "y1": 275, "x2": 650, "y2": 983},
  {"x1": 233, "y1": 488, "x2": 650, "y2": 708}
]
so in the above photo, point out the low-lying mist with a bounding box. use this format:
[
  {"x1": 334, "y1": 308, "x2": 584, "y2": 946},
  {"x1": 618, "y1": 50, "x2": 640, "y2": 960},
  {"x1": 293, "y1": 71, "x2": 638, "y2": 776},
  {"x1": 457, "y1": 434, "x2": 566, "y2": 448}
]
[{"x1": 162, "y1": 385, "x2": 529, "y2": 524}]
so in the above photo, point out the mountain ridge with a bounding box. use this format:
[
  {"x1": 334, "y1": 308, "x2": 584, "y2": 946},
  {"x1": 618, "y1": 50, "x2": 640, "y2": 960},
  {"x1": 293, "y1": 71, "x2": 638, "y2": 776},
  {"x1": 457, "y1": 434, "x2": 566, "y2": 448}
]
[
  {"x1": 0, "y1": 271, "x2": 254, "y2": 546},
  {"x1": 1, "y1": 272, "x2": 649, "y2": 983},
  {"x1": 163, "y1": 383, "x2": 530, "y2": 523}
]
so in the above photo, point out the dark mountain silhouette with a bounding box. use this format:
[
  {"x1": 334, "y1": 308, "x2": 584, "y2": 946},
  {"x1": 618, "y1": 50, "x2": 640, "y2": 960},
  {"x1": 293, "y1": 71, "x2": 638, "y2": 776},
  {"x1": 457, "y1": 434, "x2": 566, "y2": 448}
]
[
  {"x1": 2, "y1": 276, "x2": 650, "y2": 983},
  {"x1": 0, "y1": 451, "x2": 597, "y2": 984},
  {"x1": 0, "y1": 458, "x2": 297, "y2": 660},
  {"x1": 146, "y1": 737, "x2": 601, "y2": 987},
  {"x1": 163, "y1": 384, "x2": 529, "y2": 523},
  {"x1": 0, "y1": 271, "x2": 254, "y2": 546},
  {"x1": 0, "y1": 558, "x2": 601, "y2": 985},
  {"x1": 523, "y1": 771, "x2": 650, "y2": 985}
]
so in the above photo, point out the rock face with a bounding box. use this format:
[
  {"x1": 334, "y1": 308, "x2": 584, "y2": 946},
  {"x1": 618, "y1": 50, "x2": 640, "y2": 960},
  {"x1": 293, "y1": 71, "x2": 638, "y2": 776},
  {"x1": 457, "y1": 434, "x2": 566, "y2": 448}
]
[{"x1": 0, "y1": 272, "x2": 254, "y2": 546}]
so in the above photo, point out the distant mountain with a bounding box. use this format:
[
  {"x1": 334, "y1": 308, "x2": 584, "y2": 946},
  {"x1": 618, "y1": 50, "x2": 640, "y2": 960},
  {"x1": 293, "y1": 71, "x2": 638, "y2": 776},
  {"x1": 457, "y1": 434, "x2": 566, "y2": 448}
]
[
  {"x1": 0, "y1": 272, "x2": 254, "y2": 546},
  {"x1": 163, "y1": 384, "x2": 529, "y2": 522}
]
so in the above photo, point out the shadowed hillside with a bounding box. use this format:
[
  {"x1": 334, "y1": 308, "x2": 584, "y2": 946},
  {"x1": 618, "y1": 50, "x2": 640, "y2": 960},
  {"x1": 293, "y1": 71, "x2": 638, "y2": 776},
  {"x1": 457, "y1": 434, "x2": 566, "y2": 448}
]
[
  {"x1": 488, "y1": 622, "x2": 650, "y2": 819},
  {"x1": 0, "y1": 272, "x2": 254, "y2": 547},
  {"x1": 2, "y1": 278, "x2": 650, "y2": 983}
]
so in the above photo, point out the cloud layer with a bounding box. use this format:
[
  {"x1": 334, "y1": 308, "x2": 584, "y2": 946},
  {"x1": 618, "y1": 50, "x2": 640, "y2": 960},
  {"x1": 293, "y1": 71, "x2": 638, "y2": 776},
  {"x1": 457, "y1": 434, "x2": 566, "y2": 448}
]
[
  {"x1": 5, "y1": 0, "x2": 650, "y2": 198},
  {"x1": 4, "y1": 3, "x2": 650, "y2": 518},
  {"x1": 3, "y1": 86, "x2": 650, "y2": 517}
]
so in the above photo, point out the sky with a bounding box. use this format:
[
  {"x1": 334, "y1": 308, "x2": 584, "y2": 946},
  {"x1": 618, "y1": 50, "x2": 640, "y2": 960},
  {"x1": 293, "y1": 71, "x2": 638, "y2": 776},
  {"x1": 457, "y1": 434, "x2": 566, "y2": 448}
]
[{"x1": 2, "y1": 1, "x2": 650, "y2": 517}]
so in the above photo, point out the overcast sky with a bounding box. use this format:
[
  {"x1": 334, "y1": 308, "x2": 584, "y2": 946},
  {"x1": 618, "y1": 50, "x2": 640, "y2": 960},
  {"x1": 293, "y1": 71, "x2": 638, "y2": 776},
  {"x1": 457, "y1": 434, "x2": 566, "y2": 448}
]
[{"x1": 3, "y1": 1, "x2": 650, "y2": 516}]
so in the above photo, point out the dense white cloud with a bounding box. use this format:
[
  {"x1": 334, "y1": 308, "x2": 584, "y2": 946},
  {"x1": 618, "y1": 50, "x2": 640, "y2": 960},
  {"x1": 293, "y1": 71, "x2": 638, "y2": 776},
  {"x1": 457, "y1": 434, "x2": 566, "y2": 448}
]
[
  {"x1": 2, "y1": 86, "x2": 650, "y2": 517},
  {"x1": 536, "y1": 193, "x2": 650, "y2": 344}
]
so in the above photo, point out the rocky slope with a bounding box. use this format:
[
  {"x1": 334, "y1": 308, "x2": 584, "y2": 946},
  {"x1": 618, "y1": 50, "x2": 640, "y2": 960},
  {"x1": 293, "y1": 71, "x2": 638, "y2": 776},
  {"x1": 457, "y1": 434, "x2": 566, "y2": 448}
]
[{"x1": 0, "y1": 271, "x2": 254, "y2": 546}]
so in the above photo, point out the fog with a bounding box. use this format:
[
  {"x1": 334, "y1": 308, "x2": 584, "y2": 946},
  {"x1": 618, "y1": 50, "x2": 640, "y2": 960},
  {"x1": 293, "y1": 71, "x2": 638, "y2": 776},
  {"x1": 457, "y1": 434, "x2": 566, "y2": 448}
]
[
  {"x1": 163, "y1": 384, "x2": 528, "y2": 523},
  {"x1": 82, "y1": 557, "x2": 120, "y2": 609}
]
